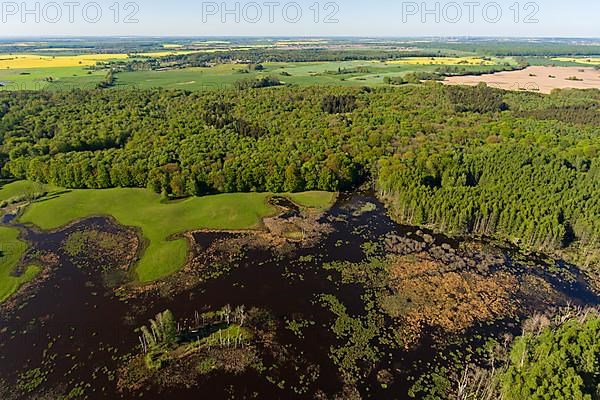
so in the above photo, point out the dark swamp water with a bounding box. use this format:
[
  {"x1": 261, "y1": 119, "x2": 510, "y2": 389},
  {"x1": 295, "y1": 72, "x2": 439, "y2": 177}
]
[{"x1": 0, "y1": 192, "x2": 598, "y2": 399}]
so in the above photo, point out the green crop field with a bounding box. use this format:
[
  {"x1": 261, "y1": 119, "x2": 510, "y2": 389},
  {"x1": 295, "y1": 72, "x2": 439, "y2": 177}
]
[
  {"x1": 114, "y1": 59, "x2": 517, "y2": 90},
  {"x1": 0, "y1": 56, "x2": 518, "y2": 91},
  {"x1": 524, "y1": 57, "x2": 595, "y2": 67},
  {"x1": 18, "y1": 185, "x2": 334, "y2": 282},
  {"x1": 0, "y1": 66, "x2": 106, "y2": 91}
]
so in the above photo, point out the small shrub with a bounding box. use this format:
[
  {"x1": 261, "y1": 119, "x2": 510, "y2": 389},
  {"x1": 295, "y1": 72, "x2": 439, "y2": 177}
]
[{"x1": 196, "y1": 357, "x2": 217, "y2": 375}]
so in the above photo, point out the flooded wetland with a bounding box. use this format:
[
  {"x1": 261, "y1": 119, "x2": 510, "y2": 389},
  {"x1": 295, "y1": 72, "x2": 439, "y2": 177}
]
[{"x1": 0, "y1": 192, "x2": 598, "y2": 399}]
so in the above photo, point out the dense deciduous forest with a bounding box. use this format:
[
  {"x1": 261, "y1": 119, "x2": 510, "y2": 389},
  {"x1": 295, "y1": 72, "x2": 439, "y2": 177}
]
[
  {"x1": 498, "y1": 311, "x2": 600, "y2": 400},
  {"x1": 1, "y1": 84, "x2": 599, "y2": 257}
]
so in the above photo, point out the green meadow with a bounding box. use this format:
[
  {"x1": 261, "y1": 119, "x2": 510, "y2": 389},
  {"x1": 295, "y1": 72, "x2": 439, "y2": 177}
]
[
  {"x1": 0, "y1": 227, "x2": 41, "y2": 303},
  {"x1": 0, "y1": 66, "x2": 106, "y2": 91},
  {"x1": 114, "y1": 59, "x2": 517, "y2": 90},
  {"x1": 0, "y1": 180, "x2": 57, "y2": 201},
  {"x1": 0, "y1": 180, "x2": 60, "y2": 303},
  {"x1": 18, "y1": 186, "x2": 334, "y2": 282}
]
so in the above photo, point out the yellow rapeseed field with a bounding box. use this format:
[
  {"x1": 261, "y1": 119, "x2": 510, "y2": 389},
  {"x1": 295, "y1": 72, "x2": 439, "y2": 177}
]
[
  {"x1": 386, "y1": 57, "x2": 497, "y2": 66},
  {"x1": 131, "y1": 50, "x2": 201, "y2": 57},
  {"x1": 275, "y1": 40, "x2": 329, "y2": 46},
  {"x1": 0, "y1": 54, "x2": 129, "y2": 69},
  {"x1": 0, "y1": 51, "x2": 212, "y2": 69},
  {"x1": 552, "y1": 57, "x2": 600, "y2": 65}
]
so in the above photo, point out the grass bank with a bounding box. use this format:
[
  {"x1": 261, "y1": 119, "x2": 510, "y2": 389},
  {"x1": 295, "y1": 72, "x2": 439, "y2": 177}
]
[
  {"x1": 18, "y1": 186, "x2": 334, "y2": 282},
  {"x1": 0, "y1": 180, "x2": 56, "y2": 202},
  {"x1": 0, "y1": 226, "x2": 41, "y2": 303}
]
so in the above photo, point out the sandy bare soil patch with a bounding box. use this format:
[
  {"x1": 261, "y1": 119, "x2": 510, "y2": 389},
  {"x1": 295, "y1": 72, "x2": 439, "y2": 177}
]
[{"x1": 443, "y1": 66, "x2": 600, "y2": 94}]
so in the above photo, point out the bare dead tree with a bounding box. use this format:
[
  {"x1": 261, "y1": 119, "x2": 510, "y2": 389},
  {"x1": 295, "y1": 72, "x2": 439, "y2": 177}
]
[
  {"x1": 522, "y1": 313, "x2": 551, "y2": 336},
  {"x1": 139, "y1": 335, "x2": 148, "y2": 354},
  {"x1": 222, "y1": 304, "x2": 232, "y2": 325},
  {"x1": 235, "y1": 305, "x2": 246, "y2": 326},
  {"x1": 454, "y1": 364, "x2": 500, "y2": 400}
]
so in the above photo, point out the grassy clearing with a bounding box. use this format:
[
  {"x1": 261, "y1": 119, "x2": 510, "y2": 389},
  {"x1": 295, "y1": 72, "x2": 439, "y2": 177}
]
[
  {"x1": 0, "y1": 180, "x2": 57, "y2": 201},
  {"x1": 114, "y1": 65, "x2": 249, "y2": 90},
  {"x1": 18, "y1": 185, "x2": 334, "y2": 282},
  {"x1": 0, "y1": 66, "x2": 106, "y2": 91},
  {"x1": 284, "y1": 191, "x2": 336, "y2": 210},
  {"x1": 0, "y1": 180, "x2": 54, "y2": 303},
  {"x1": 0, "y1": 226, "x2": 41, "y2": 303}
]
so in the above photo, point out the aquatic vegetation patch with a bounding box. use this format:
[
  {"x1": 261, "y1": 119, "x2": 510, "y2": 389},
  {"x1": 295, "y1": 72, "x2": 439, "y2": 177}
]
[
  {"x1": 383, "y1": 253, "x2": 519, "y2": 344},
  {"x1": 16, "y1": 368, "x2": 48, "y2": 393},
  {"x1": 318, "y1": 231, "x2": 595, "y2": 396},
  {"x1": 61, "y1": 225, "x2": 139, "y2": 275},
  {"x1": 1, "y1": 191, "x2": 597, "y2": 399}
]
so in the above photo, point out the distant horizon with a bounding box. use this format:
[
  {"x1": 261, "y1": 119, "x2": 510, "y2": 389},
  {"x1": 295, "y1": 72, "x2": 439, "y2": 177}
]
[{"x1": 1, "y1": 35, "x2": 599, "y2": 40}]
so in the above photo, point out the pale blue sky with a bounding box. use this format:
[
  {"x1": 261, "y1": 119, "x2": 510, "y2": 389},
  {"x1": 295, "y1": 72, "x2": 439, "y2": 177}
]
[{"x1": 0, "y1": 0, "x2": 598, "y2": 37}]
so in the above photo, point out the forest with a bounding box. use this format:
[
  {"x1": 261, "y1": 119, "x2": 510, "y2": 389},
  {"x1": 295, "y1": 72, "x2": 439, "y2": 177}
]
[
  {"x1": 391, "y1": 40, "x2": 600, "y2": 57},
  {"x1": 107, "y1": 48, "x2": 445, "y2": 72},
  {"x1": 1, "y1": 83, "x2": 600, "y2": 260}
]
